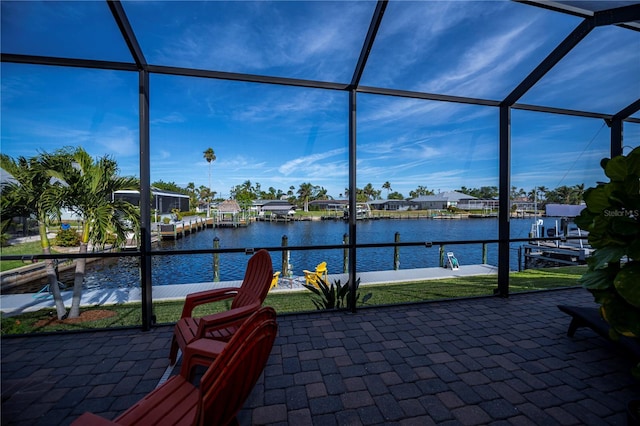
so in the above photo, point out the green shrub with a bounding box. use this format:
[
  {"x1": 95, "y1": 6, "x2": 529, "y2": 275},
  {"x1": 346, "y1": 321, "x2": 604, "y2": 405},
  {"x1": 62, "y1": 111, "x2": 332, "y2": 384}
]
[
  {"x1": 303, "y1": 277, "x2": 371, "y2": 310},
  {"x1": 54, "y1": 228, "x2": 80, "y2": 247},
  {"x1": 171, "y1": 208, "x2": 182, "y2": 221}
]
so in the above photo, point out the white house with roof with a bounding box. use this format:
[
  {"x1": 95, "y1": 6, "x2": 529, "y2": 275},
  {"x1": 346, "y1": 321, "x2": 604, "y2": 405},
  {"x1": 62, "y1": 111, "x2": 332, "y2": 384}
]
[
  {"x1": 368, "y1": 199, "x2": 415, "y2": 211},
  {"x1": 308, "y1": 199, "x2": 348, "y2": 211},
  {"x1": 257, "y1": 200, "x2": 297, "y2": 217},
  {"x1": 410, "y1": 191, "x2": 477, "y2": 210}
]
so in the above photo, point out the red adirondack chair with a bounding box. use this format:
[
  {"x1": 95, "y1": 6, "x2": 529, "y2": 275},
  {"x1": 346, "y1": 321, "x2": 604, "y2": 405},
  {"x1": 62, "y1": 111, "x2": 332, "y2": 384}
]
[
  {"x1": 72, "y1": 307, "x2": 278, "y2": 426},
  {"x1": 169, "y1": 249, "x2": 273, "y2": 365}
]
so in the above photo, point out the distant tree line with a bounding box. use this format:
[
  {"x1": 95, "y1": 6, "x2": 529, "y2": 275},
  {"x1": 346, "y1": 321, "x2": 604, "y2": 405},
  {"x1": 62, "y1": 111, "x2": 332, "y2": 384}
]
[
  {"x1": 455, "y1": 184, "x2": 586, "y2": 206},
  {"x1": 154, "y1": 148, "x2": 587, "y2": 210},
  {"x1": 154, "y1": 179, "x2": 586, "y2": 212}
]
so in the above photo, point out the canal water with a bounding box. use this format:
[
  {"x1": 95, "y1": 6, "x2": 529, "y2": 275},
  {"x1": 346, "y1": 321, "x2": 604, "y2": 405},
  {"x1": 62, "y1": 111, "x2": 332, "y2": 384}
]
[{"x1": 79, "y1": 217, "x2": 544, "y2": 290}]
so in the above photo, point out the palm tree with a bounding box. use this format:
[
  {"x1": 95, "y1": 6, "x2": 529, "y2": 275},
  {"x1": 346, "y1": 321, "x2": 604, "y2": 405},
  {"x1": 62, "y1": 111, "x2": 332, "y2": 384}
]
[
  {"x1": 197, "y1": 185, "x2": 208, "y2": 207},
  {"x1": 297, "y1": 182, "x2": 314, "y2": 212},
  {"x1": 0, "y1": 154, "x2": 67, "y2": 319},
  {"x1": 572, "y1": 183, "x2": 585, "y2": 204},
  {"x1": 409, "y1": 185, "x2": 434, "y2": 198},
  {"x1": 382, "y1": 181, "x2": 392, "y2": 198},
  {"x1": 556, "y1": 185, "x2": 573, "y2": 204},
  {"x1": 186, "y1": 182, "x2": 196, "y2": 210},
  {"x1": 316, "y1": 187, "x2": 329, "y2": 200},
  {"x1": 266, "y1": 187, "x2": 277, "y2": 200},
  {"x1": 511, "y1": 186, "x2": 526, "y2": 201},
  {"x1": 363, "y1": 183, "x2": 377, "y2": 201},
  {"x1": 203, "y1": 148, "x2": 216, "y2": 216},
  {"x1": 287, "y1": 185, "x2": 296, "y2": 203},
  {"x1": 537, "y1": 186, "x2": 548, "y2": 199},
  {"x1": 48, "y1": 149, "x2": 140, "y2": 317},
  {"x1": 46, "y1": 148, "x2": 140, "y2": 318}
]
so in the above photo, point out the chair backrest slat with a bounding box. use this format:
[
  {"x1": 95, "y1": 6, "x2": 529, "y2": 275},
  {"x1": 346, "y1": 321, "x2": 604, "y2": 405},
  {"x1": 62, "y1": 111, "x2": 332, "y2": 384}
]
[
  {"x1": 231, "y1": 249, "x2": 273, "y2": 309},
  {"x1": 196, "y1": 307, "x2": 278, "y2": 426}
]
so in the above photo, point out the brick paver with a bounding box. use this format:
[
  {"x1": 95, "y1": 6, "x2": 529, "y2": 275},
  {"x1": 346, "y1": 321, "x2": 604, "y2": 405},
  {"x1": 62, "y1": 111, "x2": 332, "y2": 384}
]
[{"x1": 2, "y1": 288, "x2": 639, "y2": 425}]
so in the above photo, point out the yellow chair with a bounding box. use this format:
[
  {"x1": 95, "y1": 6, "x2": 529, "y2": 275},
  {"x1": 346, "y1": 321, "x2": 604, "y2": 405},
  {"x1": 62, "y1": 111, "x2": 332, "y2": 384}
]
[
  {"x1": 270, "y1": 271, "x2": 281, "y2": 290},
  {"x1": 303, "y1": 262, "x2": 328, "y2": 288}
]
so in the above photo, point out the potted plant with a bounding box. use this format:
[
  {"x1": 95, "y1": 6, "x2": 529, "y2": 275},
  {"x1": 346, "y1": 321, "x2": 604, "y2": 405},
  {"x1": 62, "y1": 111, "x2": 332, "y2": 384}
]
[{"x1": 574, "y1": 146, "x2": 640, "y2": 378}]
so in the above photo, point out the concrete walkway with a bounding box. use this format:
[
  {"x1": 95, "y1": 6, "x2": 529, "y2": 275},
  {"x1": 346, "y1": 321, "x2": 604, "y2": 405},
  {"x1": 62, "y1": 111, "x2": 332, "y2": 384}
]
[{"x1": 0, "y1": 265, "x2": 497, "y2": 316}]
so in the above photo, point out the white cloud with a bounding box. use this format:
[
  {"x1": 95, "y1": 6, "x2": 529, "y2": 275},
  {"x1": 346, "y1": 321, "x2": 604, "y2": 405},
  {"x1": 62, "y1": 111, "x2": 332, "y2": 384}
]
[
  {"x1": 151, "y1": 112, "x2": 185, "y2": 125},
  {"x1": 95, "y1": 126, "x2": 138, "y2": 157},
  {"x1": 421, "y1": 20, "x2": 540, "y2": 98},
  {"x1": 149, "y1": 2, "x2": 372, "y2": 81},
  {"x1": 278, "y1": 148, "x2": 347, "y2": 176}
]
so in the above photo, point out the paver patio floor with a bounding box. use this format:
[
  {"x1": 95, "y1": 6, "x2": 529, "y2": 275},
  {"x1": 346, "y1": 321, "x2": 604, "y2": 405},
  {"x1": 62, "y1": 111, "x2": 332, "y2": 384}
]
[{"x1": 2, "y1": 288, "x2": 639, "y2": 425}]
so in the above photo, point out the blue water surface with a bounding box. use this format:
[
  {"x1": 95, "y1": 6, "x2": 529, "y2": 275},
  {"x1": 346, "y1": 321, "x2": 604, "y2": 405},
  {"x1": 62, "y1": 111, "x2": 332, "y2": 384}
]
[{"x1": 82, "y1": 217, "x2": 547, "y2": 289}]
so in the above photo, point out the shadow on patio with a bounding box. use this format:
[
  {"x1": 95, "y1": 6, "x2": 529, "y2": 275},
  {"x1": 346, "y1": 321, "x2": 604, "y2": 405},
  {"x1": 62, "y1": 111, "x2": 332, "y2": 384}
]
[{"x1": 2, "y1": 288, "x2": 638, "y2": 426}]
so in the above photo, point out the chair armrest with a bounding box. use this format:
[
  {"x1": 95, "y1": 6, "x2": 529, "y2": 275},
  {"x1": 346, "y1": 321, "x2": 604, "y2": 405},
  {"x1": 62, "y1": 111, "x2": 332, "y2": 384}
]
[
  {"x1": 181, "y1": 338, "x2": 228, "y2": 379},
  {"x1": 181, "y1": 287, "x2": 241, "y2": 318},
  {"x1": 196, "y1": 301, "x2": 261, "y2": 339},
  {"x1": 72, "y1": 413, "x2": 119, "y2": 426}
]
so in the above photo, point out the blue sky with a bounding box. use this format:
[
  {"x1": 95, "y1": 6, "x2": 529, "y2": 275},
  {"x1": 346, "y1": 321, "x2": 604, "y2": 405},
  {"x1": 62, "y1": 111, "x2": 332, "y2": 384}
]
[{"x1": 2, "y1": 1, "x2": 639, "y2": 199}]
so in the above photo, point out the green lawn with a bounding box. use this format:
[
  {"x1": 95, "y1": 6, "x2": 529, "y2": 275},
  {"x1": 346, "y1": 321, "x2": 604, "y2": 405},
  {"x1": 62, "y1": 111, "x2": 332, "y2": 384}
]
[
  {"x1": 0, "y1": 266, "x2": 586, "y2": 335},
  {"x1": 0, "y1": 241, "x2": 61, "y2": 272}
]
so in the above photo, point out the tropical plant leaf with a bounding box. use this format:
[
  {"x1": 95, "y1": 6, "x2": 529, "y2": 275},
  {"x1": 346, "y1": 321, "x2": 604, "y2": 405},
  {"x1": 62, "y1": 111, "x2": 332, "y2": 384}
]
[
  {"x1": 628, "y1": 239, "x2": 640, "y2": 261},
  {"x1": 628, "y1": 147, "x2": 640, "y2": 174},
  {"x1": 590, "y1": 246, "x2": 627, "y2": 269},
  {"x1": 601, "y1": 295, "x2": 640, "y2": 338},
  {"x1": 579, "y1": 268, "x2": 612, "y2": 290},
  {"x1": 574, "y1": 208, "x2": 596, "y2": 231},
  {"x1": 610, "y1": 215, "x2": 640, "y2": 236},
  {"x1": 589, "y1": 289, "x2": 614, "y2": 306},
  {"x1": 614, "y1": 262, "x2": 640, "y2": 308},
  {"x1": 302, "y1": 283, "x2": 322, "y2": 296},
  {"x1": 604, "y1": 155, "x2": 627, "y2": 181},
  {"x1": 584, "y1": 186, "x2": 610, "y2": 214},
  {"x1": 303, "y1": 276, "x2": 368, "y2": 310}
]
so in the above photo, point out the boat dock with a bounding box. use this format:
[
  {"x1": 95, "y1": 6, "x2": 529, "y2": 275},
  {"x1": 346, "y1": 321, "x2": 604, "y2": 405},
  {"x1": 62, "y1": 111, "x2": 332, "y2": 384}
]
[
  {"x1": 0, "y1": 264, "x2": 497, "y2": 316},
  {"x1": 156, "y1": 216, "x2": 213, "y2": 240}
]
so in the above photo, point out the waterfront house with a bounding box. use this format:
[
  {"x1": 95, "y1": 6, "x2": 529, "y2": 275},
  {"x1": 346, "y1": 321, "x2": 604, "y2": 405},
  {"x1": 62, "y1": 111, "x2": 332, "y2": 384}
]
[
  {"x1": 410, "y1": 191, "x2": 476, "y2": 210},
  {"x1": 114, "y1": 188, "x2": 190, "y2": 214},
  {"x1": 369, "y1": 199, "x2": 415, "y2": 211},
  {"x1": 259, "y1": 200, "x2": 297, "y2": 217},
  {"x1": 308, "y1": 199, "x2": 349, "y2": 211}
]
